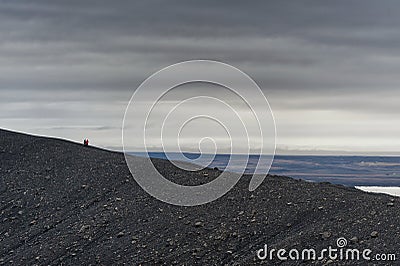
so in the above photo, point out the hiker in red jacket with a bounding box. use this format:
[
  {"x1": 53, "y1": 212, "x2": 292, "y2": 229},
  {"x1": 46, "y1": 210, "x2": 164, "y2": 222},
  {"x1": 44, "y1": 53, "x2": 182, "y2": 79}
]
[{"x1": 83, "y1": 138, "x2": 89, "y2": 146}]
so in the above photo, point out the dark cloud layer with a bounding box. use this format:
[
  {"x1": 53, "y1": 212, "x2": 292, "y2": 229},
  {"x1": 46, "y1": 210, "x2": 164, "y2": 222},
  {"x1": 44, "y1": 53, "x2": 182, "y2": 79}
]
[{"x1": 1, "y1": 1, "x2": 400, "y2": 154}]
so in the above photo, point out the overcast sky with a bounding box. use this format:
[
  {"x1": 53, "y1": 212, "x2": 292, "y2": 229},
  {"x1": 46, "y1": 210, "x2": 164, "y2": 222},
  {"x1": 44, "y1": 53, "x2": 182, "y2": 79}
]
[{"x1": 1, "y1": 1, "x2": 400, "y2": 155}]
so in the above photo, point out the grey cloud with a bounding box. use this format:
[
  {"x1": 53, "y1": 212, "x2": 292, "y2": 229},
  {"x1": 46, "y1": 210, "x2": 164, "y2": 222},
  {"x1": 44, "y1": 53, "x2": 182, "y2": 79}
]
[{"x1": 1, "y1": 1, "x2": 400, "y2": 154}]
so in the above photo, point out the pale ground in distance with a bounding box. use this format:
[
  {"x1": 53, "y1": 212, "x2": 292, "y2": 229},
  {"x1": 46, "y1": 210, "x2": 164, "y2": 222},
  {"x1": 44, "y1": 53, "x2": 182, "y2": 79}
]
[{"x1": 356, "y1": 186, "x2": 400, "y2": 197}]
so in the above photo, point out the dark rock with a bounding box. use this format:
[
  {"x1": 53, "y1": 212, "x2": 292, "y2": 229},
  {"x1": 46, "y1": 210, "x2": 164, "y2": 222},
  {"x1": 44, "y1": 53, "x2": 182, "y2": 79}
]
[
  {"x1": 321, "y1": 231, "x2": 331, "y2": 239},
  {"x1": 194, "y1": 221, "x2": 203, "y2": 228},
  {"x1": 350, "y1": 236, "x2": 359, "y2": 243}
]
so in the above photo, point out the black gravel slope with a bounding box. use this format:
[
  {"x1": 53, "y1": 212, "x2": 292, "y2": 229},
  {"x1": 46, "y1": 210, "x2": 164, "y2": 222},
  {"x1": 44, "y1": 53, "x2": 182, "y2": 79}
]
[{"x1": 0, "y1": 128, "x2": 399, "y2": 265}]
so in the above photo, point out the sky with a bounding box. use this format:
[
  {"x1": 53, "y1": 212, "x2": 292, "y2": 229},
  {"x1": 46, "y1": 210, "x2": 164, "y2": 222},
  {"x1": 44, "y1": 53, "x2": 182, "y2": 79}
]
[{"x1": 1, "y1": 1, "x2": 400, "y2": 155}]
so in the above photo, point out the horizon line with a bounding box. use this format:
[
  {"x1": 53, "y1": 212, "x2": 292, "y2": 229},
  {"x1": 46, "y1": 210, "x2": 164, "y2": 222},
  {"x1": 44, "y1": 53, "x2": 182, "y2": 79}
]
[{"x1": 124, "y1": 150, "x2": 400, "y2": 157}]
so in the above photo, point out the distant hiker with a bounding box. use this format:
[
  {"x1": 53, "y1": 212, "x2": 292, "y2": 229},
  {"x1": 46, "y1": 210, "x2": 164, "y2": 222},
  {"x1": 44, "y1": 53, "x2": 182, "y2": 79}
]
[{"x1": 83, "y1": 139, "x2": 89, "y2": 146}]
